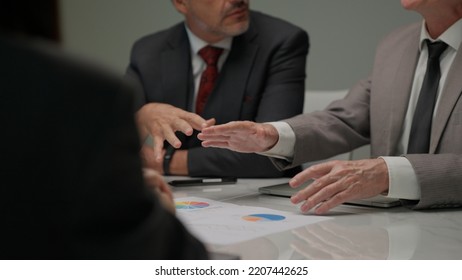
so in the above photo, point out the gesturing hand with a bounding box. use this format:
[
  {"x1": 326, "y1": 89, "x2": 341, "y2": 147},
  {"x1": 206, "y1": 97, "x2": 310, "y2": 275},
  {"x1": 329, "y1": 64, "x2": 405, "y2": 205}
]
[
  {"x1": 198, "y1": 121, "x2": 279, "y2": 153},
  {"x1": 290, "y1": 159, "x2": 389, "y2": 214},
  {"x1": 136, "y1": 103, "x2": 215, "y2": 161}
]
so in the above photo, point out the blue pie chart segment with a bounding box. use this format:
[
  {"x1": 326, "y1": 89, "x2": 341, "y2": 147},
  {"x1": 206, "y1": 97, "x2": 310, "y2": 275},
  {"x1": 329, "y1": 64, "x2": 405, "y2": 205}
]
[{"x1": 242, "y1": 214, "x2": 286, "y2": 222}]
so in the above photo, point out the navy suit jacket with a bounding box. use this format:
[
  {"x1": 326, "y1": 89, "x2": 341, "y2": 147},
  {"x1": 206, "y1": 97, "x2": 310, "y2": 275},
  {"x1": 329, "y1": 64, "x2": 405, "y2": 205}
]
[
  {"x1": 0, "y1": 35, "x2": 207, "y2": 259},
  {"x1": 126, "y1": 11, "x2": 309, "y2": 177}
]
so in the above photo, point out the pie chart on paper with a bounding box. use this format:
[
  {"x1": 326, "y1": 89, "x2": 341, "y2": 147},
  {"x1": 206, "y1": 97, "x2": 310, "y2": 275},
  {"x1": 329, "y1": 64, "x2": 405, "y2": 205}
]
[
  {"x1": 175, "y1": 201, "x2": 210, "y2": 210},
  {"x1": 242, "y1": 213, "x2": 286, "y2": 222}
]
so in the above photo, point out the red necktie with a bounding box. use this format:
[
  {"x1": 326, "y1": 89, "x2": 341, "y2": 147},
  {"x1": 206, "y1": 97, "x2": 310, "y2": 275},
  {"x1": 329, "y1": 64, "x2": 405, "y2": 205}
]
[{"x1": 196, "y1": 46, "x2": 223, "y2": 115}]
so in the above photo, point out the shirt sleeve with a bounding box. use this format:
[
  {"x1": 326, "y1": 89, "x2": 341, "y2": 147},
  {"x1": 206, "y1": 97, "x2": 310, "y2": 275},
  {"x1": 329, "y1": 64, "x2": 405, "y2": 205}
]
[
  {"x1": 258, "y1": 123, "x2": 422, "y2": 201},
  {"x1": 380, "y1": 156, "x2": 421, "y2": 200},
  {"x1": 258, "y1": 122, "x2": 296, "y2": 160}
]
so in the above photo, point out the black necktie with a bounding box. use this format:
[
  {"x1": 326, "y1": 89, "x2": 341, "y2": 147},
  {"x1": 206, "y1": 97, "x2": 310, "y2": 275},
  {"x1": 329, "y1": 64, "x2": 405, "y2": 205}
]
[{"x1": 407, "y1": 40, "x2": 448, "y2": 154}]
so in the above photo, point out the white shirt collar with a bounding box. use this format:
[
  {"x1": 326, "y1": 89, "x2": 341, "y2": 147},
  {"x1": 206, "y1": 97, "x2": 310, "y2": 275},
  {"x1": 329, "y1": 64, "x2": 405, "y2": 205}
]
[
  {"x1": 184, "y1": 24, "x2": 233, "y2": 54},
  {"x1": 419, "y1": 18, "x2": 462, "y2": 51}
]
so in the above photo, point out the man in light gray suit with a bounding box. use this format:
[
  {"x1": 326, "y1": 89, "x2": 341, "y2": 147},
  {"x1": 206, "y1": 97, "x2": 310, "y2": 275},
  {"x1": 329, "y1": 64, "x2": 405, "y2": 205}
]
[
  {"x1": 126, "y1": 0, "x2": 308, "y2": 178},
  {"x1": 199, "y1": 0, "x2": 462, "y2": 213}
]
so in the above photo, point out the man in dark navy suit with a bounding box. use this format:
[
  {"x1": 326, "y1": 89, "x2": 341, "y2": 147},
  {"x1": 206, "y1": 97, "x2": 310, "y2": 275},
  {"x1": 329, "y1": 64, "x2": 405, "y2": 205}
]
[{"x1": 127, "y1": 0, "x2": 309, "y2": 178}]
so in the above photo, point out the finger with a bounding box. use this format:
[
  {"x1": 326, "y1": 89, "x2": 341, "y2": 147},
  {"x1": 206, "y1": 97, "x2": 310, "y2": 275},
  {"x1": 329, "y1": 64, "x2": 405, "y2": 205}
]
[
  {"x1": 199, "y1": 126, "x2": 226, "y2": 135},
  {"x1": 182, "y1": 112, "x2": 208, "y2": 131},
  {"x1": 290, "y1": 184, "x2": 319, "y2": 207},
  {"x1": 196, "y1": 132, "x2": 207, "y2": 141},
  {"x1": 291, "y1": 174, "x2": 341, "y2": 208},
  {"x1": 200, "y1": 121, "x2": 246, "y2": 135},
  {"x1": 140, "y1": 145, "x2": 156, "y2": 165},
  {"x1": 297, "y1": 178, "x2": 337, "y2": 209},
  {"x1": 311, "y1": 194, "x2": 347, "y2": 215},
  {"x1": 202, "y1": 118, "x2": 216, "y2": 128},
  {"x1": 160, "y1": 123, "x2": 182, "y2": 149},
  {"x1": 197, "y1": 133, "x2": 230, "y2": 142},
  {"x1": 290, "y1": 162, "x2": 336, "y2": 187},
  {"x1": 289, "y1": 167, "x2": 329, "y2": 204},
  {"x1": 312, "y1": 200, "x2": 340, "y2": 215},
  {"x1": 152, "y1": 135, "x2": 166, "y2": 162},
  {"x1": 290, "y1": 183, "x2": 317, "y2": 205},
  {"x1": 313, "y1": 182, "x2": 358, "y2": 214},
  {"x1": 303, "y1": 179, "x2": 354, "y2": 214},
  {"x1": 289, "y1": 171, "x2": 315, "y2": 188},
  {"x1": 173, "y1": 118, "x2": 195, "y2": 136},
  {"x1": 201, "y1": 140, "x2": 231, "y2": 148}
]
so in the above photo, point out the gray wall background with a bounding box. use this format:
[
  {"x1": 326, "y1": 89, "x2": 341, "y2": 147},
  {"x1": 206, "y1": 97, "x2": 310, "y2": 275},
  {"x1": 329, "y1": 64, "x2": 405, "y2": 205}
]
[{"x1": 60, "y1": 0, "x2": 420, "y2": 90}]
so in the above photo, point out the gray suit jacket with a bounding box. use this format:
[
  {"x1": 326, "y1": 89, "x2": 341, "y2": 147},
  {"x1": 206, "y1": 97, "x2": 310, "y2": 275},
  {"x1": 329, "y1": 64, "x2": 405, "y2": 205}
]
[
  {"x1": 126, "y1": 11, "x2": 309, "y2": 177},
  {"x1": 274, "y1": 22, "x2": 462, "y2": 210}
]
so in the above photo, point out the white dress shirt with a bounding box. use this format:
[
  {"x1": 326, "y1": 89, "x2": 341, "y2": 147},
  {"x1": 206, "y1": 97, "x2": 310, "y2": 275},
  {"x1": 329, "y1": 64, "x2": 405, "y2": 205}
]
[
  {"x1": 185, "y1": 25, "x2": 232, "y2": 113},
  {"x1": 264, "y1": 19, "x2": 462, "y2": 200}
]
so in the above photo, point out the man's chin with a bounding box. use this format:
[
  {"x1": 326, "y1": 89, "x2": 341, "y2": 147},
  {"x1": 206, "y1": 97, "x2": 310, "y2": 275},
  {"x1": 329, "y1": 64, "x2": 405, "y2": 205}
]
[{"x1": 224, "y1": 21, "x2": 249, "y2": 37}]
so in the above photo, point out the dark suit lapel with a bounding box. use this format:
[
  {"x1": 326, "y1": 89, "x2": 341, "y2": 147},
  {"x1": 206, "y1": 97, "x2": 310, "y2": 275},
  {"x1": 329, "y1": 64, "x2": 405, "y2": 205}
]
[
  {"x1": 161, "y1": 25, "x2": 193, "y2": 110},
  {"x1": 431, "y1": 45, "x2": 462, "y2": 152},
  {"x1": 202, "y1": 26, "x2": 258, "y2": 123}
]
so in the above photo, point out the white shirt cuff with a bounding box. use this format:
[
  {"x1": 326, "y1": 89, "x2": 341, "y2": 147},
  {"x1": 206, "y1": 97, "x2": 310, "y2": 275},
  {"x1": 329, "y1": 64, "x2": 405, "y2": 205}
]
[
  {"x1": 380, "y1": 156, "x2": 421, "y2": 200},
  {"x1": 258, "y1": 122, "x2": 296, "y2": 160}
]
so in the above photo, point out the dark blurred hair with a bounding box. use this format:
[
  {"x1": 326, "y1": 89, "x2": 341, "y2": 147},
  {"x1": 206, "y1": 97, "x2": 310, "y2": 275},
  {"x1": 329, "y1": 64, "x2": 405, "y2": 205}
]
[{"x1": 0, "y1": 0, "x2": 60, "y2": 42}]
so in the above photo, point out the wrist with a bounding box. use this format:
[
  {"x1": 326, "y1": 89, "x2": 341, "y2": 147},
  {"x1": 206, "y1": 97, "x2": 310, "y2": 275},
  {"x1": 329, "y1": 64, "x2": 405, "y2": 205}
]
[
  {"x1": 170, "y1": 150, "x2": 189, "y2": 176},
  {"x1": 163, "y1": 145, "x2": 176, "y2": 175}
]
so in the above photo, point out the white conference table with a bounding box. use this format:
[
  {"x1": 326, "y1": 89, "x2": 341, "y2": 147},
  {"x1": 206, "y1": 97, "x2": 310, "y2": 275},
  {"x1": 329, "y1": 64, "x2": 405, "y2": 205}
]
[{"x1": 168, "y1": 176, "x2": 462, "y2": 260}]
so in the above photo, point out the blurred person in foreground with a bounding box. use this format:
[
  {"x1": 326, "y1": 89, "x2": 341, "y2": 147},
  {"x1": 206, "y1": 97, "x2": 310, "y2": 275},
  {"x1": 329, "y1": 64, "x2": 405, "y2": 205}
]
[{"x1": 0, "y1": 0, "x2": 207, "y2": 259}]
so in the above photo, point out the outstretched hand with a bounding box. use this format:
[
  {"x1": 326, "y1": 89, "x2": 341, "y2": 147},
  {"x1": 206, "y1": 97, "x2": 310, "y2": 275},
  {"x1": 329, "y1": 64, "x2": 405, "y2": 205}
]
[
  {"x1": 136, "y1": 103, "x2": 215, "y2": 161},
  {"x1": 198, "y1": 121, "x2": 280, "y2": 153},
  {"x1": 290, "y1": 159, "x2": 389, "y2": 214}
]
